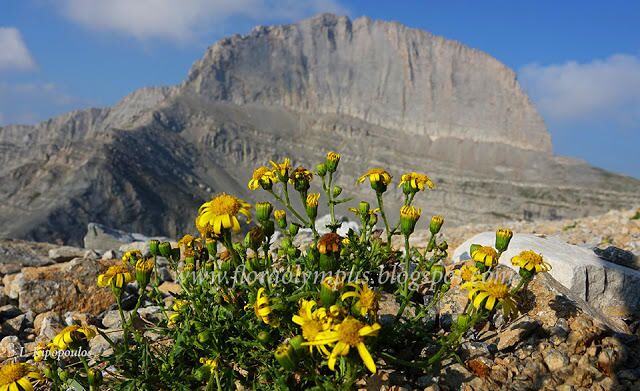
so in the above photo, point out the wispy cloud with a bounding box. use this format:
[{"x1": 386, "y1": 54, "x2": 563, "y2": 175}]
[
  {"x1": 0, "y1": 82, "x2": 82, "y2": 126},
  {"x1": 0, "y1": 27, "x2": 37, "y2": 71},
  {"x1": 57, "y1": 0, "x2": 348, "y2": 42},
  {"x1": 519, "y1": 54, "x2": 640, "y2": 127}
]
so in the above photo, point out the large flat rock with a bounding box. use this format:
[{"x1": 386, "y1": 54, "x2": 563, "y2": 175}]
[{"x1": 452, "y1": 233, "x2": 640, "y2": 318}]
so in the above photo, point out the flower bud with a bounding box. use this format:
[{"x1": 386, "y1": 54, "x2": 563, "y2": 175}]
[
  {"x1": 400, "y1": 205, "x2": 421, "y2": 236},
  {"x1": 430, "y1": 215, "x2": 444, "y2": 235},
  {"x1": 288, "y1": 223, "x2": 300, "y2": 237},
  {"x1": 332, "y1": 185, "x2": 342, "y2": 198},
  {"x1": 495, "y1": 228, "x2": 513, "y2": 252},
  {"x1": 198, "y1": 330, "x2": 211, "y2": 343},
  {"x1": 274, "y1": 209, "x2": 287, "y2": 229},
  {"x1": 257, "y1": 331, "x2": 272, "y2": 344},
  {"x1": 306, "y1": 193, "x2": 320, "y2": 220},
  {"x1": 135, "y1": 258, "x2": 155, "y2": 289},
  {"x1": 358, "y1": 201, "x2": 370, "y2": 217},
  {"x1": 316, "y1": 163, "x2": 327, "y2": 177},
  {"x1": 256, "y1": 201, "x2": 273, "y2": 223},
  {"x1": 275, "y1": 343, "x2": 297, "y2": 370},
  {"x1": 430, "y1": 264, "x2": 446, "y2": 286},
  {"x1": 262, "y1": 220, "x2": 275, "y2": 237},
  {"x1": 58, "y1": 369, "x2": 70, "y2": 382},
  {"x1": 289, "y1": 335, "x2": 305, "y2": 355},
  {"x1": 244, "y1": 227, "x2": 265, "y2": 250},
  {"x1": 326, "y1": 151, "x2": 341, "y2": 173},
  {"x1": 456, "y1": 314, "x2": 471, "y2": 330},
  {"x1": 88, "y1": 369, "x2": 103, "y2": 387},
  {"x1": 149, "y1": 239, "x2": 160, "y2": 256}
]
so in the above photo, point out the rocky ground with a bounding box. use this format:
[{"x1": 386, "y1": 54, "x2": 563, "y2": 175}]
[{"x1": 0, "y1": 208, "x2": 638, "y2": 390}]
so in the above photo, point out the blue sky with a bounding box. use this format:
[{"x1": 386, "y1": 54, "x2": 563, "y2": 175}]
[{"x1": 1, "y1": 0, "x2": 639, "y2": 178}]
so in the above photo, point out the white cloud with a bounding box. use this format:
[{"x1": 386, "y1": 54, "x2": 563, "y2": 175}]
[
  {"x1": 519, "y1": 54, "x2": 640, "y2": 125},
  {"x1": 58, "y1": 0, "x2": 348, "y2": 42},
  {"x1": 0, "y1": 27, "x2": 36, "y2": 71}
]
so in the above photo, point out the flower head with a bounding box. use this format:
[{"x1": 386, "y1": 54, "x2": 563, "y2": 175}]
[
  {"x1": 318, "y1": 233, "x2": 342, "y2": 255},
  {"x1": 341, "y1": 282, "x2": 378, "y2": 317},
  {"x1": 270, "y1": 158, "x2": 291, "y2": 180},
  {"x1": 256, "y1": 201, "x2": 274, "y2": 222},
  {"x1": 274, "y1": 209, "x2": 287, "y2": 228},
  {"x1": 178, "y1": 234, "x2": 199, "y2": 249},
  {"x1": 511, "y1": 250, "x2": 551, "y2": 273},
  {"x1": 306, "y1": 193, "x2": 321, "y2": 220},
  {"x1": 52, "y1": 325, "x2": 96, "y2": 350},
  {"x1": 495, "y1": 228, "x2": 513, "y2": 252},
  {"x1": 135, "y1": 258, "x2": 155, "y2": 287},
  {"x1": 454, "y1": 264, "x2": 481, "y2": 282},
  {"x1": 97, "y1": 263, "x2": 134, "y2": 290},
  {"x1": 357, "y1": 168, "x2": 392, "y2": 193},
  {"x1": 399, "y1": 172, "x2": 434, "y2": 194},
  {"x1": 349, "y1": 204, "x2": 380, "y2": 226},
  {"x1": 0, "y1": 363, "x2": 41, "y2": 391},
  {"x1": 462, "y1": 278, "x2": 517, "y2": 317},
  {"x1": 292, "y1": 299, "x2": 331, "y2": 355},
  {"x1": 250, "y1": 287, "x2": 276, "y2": 326},
  {"x1": 196, "y1": 193, "x2": 252, "y2": 235},
  {"x1": 400, "y1": 205, "x2": 421, "y2": 236},
  {"x1": 249, "y1": 166, "x2": 278, "y2": 191},
  {"x1": 471, "y1": 245, "x2": 499, "y2": 268},
  {"x1": 430, "y1": 215, "x2": 444, "y2": 235},
  {"x1": 122, "y1": 250, "x2": 142, "y2": 265},
  {"x1": 304, "y1": 317, "x2": 381, "y2": 373},
  {"x1": 326, "y1": 151, "x2": 341, "y2": 173},
  {"x1": 289, "y1": 167, "x2": 313, "y2": 192},
  {"x1": 199, "y1": 357, "x2": 218, "y2": 371}
]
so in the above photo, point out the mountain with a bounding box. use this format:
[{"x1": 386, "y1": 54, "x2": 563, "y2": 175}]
[{"x1": 1, "y1": 14, "x2": 639, "y2": 246}]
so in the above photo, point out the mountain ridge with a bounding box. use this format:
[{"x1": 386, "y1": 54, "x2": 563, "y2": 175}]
[{"x1": 1, "y1": 13, "x2": 638, "y2": 245}]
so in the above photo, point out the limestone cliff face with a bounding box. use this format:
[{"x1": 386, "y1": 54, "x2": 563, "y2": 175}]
[
  {"x1": 0, "y1": 14, "x2": 638, "y2": 245},
  {"x1": 184, "y1": 14, "x2": 551, "y2": 152}
]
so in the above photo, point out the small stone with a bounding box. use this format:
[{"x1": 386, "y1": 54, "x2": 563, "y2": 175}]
[
  {"x1": 101, "y1": 250, "x2": 118, "y2": 260},
  {"x1": 544, "y1": 349, "x2": 569, "y2": 371},
  {"x1": 2, "y1": 314, "x2": 26, "y2": 334},
  {"x1": 0, "y1": 304, "x2": 21, "y2": 321},
  {"x1": 34, "y1": 311, "x2": 63, "y2": 340},
  {"x1": 89, "y1": 330, "x2": 123, "y2": 356},
  {"x1": 0, "y1": 336, "x2": 21, "y2": 359},
  {"x1": 101, "y1": 310, "x2": 124, "y2": 329},
  {"x1": 83, "y1": 250, "x2": 100, "y2": 260},
  {"x1": 497, "y1": 317, "x2": 540, "y2": 351},
  {"x1": 138, "y1": 306, "x2": 164, "y2": 324},
  {"x1": 158, "y1": 281, "x2": 181, "y2": 295},
  {"x1": 157, "y1": 267, "x2": 174, "y2": 282},
  {"x1": 48, "y1": 246, "x2": 86, "y2": 262}
]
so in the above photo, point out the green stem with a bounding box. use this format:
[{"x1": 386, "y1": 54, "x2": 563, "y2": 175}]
[
  {"x1": 327, "y1": 172, "x2": 337, "y2": 231},
  {"x1": 395, "y1": 235, "x2": 413, "y2": 320},
  {"x1": 268, "y1": 189, "x2": 308, "y2": 226},
  {"x1": 376, "y1": 192, "x2": 392, "y2": 249},
  {"x1": 115, "y1": 294, "x2": 130, "y2": 348}
]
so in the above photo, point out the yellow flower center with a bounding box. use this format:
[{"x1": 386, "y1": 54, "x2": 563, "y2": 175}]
[
  {"x1": 209, "y1": 194, "x2": 241, "y2": 216},
  {"x1": 519, "y1": 250, "x2": 543, "y2": 265},
  {"x1": 253, "y1": 166, "x2": 271, "y2": 180},
  {"x1": 476, "y1": 246, "x2": 497, "y2": 259},
  {"x1": 485, "y1": 280, "x2": 509, "y2": 299},
  {"x1": 302, "y1": 320, "x2": 324, "y2": 341},
  {"x1": 359, "y1": 290, "x2": 376, "y2": 311},
  {"x1": 460, "y1": 268, "x2": 475, "y2": 281},
  {"x1": 105, "y1": 264, "x2": 131, "y2": 277},
  {"x1": 0, "y1": 363, "x2": 27, "y2": 385},
  {"x1": 337, "y1": 318, "x2": 364, "y2": 347}
]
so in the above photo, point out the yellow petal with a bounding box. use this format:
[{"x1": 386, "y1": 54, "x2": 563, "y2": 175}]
[{"x1": 357, "y1": 342, "x2": 377, "y2": 373}]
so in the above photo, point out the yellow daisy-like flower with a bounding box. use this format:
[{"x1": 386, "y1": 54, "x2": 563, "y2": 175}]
[
  {"x1": 121, "y1": 250, "x2": 142, "y2": 263},
  {"x1": 326, "y1": 151, "x2": 341, "y2": 172},
  {"x1": 292, "y1": 299, "x2": 331, "y2": 355},
  {"x1": 400, "y1": 205, "x2": 421, "y2": 236},
  {"x1": 250, "y1": 287, "x2": 276, "y2": 326},
  {"x1": 196, "y1": 193, "x2": 252, "y2": 235},
  {"x1": 199, "y1": 357, "x2": 218, "y2": 371},
  {"x1": 306, "y1": 193, "x2": 320, "y2": 208},
  {"x1": 511, "y1": 250, "x2": 551, "y2": 273},
  {"x1": 471, "y1": 246, "x2": 499, "y2": 267},
  {"x1": 178, "y1": 234, "x2": 199, "y2": 248},
  {"x1": 462, "y1": 278, "x2": 517, "y2": 317},
  {"x1": 399, "y1": 172, "x2": 435, "y2": 191},
  {"x1": 305, "y1": 317, "x2": 381, "y2": 373},
  {"x1": 0, "y1": 362, "x2": 41, "y2": 391},
  {"x1": 341, "y1": 282, "x2": 378, "y2": 317},
  {"x1": 97, "y1": 263, "x2": 134, "y2": 289},
  {"x1": 270, "y1": 158, "x2": 291, "y2": 179},
  {"x1": 454, "y1": 265, "x2": 481, "y2": 282},
  {"x1": 289, "y1": 167, "x2": 314, "y2": 192},
  {"x1": 357, "y1": 168, "x2": 392, "y2": 187},
  {"x1": 52, "y1": 325, "x2": 96, "y2": 350},
  {"x1": 248, "y1": 166, "x2": 278, "y2": 190}
]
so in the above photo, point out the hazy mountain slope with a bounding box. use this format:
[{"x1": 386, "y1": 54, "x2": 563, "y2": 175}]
[{"x1": 0, "y1": 14, "x2": 638, "y2": 245}]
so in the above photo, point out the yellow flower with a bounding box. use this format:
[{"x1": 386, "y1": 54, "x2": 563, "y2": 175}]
[
  {"x1": 0, "y1": 362, "x2": 41, "y2": 391},
  {"x1": 199, "y1": 357, "x2": 218, "y2": 371},
  {"x1": 121, "y1": 250, "x2": 142, "y2": 263},
  {"x1": 322, "y1": 275, "x2": 344, "y2": 292},
  {"x1": 326, "y1": 151, "x2": 341, "y2": 172},
  {"x1": 305, "y1": 317, "x2": 381, "y2": 373},
  {"x1": 454, "y1": 265, "x2": 481, "y2": 282},
  {"x1": 52, "y1": 325, "x2": 96, "y2": 350},
  {"x1": 250, "y1": 287, "x2": 276, "y2": 326},
  {"x1": 135, "y1": 258, "x2": 155, "y2": 287},
  {"x1": 349, "y1": 206, "x2": 380, "y2": 225},
  {"x1": 274, "y1": 210, "x2": 286, "y2": 221},
  {"x1": 495, "y1": 228, "x2": 513, "y2": 252},
  {"x1": 462, "y1": 278, "x2": 517, "y2": 317},
  {"x1": 357, "y1": 168, "x2": 392, "y2": 192},
  {"x1": 399, "y1": 172, "x2": 435, "y2": 192},
  {"x1": 292, "y1": 299, "x2": 331, "y2": 355},
  {"x1": 306, "y1": 193, "x2": 320, "y2": 208},
  {"x1": 172, "y1": 299, "x2": 190, "y2": 312},
  {"x1": 248, "y1": 166, "x2": 278, "y2": 190},
  {"x1": 471, "y1": 246, "x2": 499, "y2": 267},
  {"x1": 97, "y1": 264, "x2": 134, "y2": 289},
  {"x1": 33, "y1": 342, "x2": 51, "y2": 362},
  {"x1": 318, "y1": 233, "x2": 342, "y2": 255},
  {"x1": 430, "y1": 215, "x2": 444, "y2": 235},
  {"x1": 400, "y1": 205, "x2": 421, "y2": 236},
  {"x1": 289, "y1": 167, "x2": 313, "y2": 192},
  {"x1": 270, "y1": 158, "x2": 291, "y2": 179},
  {"x1": 196, "y1": 193, "x2": 252, "y2": 235},
  {"x1": 178, "y1": 234, "x2": 199, "y2": 248},
  {"x1": 341, "y1": 282, "x2": 378, "y2": 317},
  {"x1": 511, "y1": 250, "x2": 551, "y2": 273}
]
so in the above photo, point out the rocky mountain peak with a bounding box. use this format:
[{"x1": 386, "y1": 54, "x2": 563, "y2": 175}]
[{"x1": 183, "y1": 13, "x2": 551, "y2": 152}]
